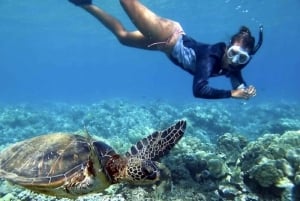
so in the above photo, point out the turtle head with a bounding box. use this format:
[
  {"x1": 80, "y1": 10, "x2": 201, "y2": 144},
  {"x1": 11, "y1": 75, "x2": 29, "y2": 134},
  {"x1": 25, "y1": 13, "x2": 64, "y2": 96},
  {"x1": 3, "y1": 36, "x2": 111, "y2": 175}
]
[
  {"x1": 105, "y1": 156, "x2": 160, "y2": 185},
  {"x1": 125, "y1": 157, "x2": 160, "y2": 184}
]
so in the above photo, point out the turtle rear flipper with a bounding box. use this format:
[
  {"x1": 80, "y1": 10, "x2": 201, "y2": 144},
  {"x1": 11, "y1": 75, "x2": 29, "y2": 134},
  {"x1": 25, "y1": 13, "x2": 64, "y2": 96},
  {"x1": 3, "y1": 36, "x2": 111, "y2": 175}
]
[{"x1": 126, "y1": 120, "x2": 186, "y2": 161}]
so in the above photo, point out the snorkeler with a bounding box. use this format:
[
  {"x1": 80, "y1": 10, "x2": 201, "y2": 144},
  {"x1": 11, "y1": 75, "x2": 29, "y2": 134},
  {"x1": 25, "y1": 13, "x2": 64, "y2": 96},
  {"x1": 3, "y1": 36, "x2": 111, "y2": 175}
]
[{"x1": 68, "y1": 0, "x2": 263, "y2": 100}]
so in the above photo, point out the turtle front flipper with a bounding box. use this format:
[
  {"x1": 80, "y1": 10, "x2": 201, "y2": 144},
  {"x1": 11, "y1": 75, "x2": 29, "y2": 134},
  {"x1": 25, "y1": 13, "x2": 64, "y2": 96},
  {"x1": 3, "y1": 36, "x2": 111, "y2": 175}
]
[{"x1": 126, "y1": 120, "x2": 186, "y2": 161}]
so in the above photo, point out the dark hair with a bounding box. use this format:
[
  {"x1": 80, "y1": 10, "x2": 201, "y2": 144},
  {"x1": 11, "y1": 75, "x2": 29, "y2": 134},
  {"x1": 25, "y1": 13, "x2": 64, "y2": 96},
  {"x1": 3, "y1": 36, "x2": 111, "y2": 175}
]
[{"x1": 230, "y1": 26, "x2": 255, "y2": 52}]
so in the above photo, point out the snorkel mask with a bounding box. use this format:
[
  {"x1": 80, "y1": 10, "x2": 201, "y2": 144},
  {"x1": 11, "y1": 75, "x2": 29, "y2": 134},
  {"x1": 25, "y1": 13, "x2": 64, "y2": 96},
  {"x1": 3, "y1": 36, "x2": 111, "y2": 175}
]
[
  {"x1": 227, "y1": 25, "x2": 264, "y2": 65},
  {"x1": 227, "y1": 45, "x2": 250, "y2": 65}
]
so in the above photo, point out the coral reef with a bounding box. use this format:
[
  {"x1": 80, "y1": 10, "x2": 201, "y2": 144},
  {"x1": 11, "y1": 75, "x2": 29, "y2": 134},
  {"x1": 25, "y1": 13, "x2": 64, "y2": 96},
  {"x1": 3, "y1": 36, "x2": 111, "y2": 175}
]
[{"x1": 240, "y1": 130, "x2": 300, "y2": 200}]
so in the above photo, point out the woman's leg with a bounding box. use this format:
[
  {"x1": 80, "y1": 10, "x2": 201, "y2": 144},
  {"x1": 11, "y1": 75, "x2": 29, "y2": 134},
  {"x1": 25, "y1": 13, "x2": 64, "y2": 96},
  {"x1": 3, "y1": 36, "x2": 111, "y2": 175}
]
[
  {"x1": 82, "y1": 4, "x2": 150, "y2": 49},
  {"x1": 119, "y1": 0, "x2": 183, "y2": 53},
  {"x1": 78, "y1": 1, "x2": 183, "y2": 54}
]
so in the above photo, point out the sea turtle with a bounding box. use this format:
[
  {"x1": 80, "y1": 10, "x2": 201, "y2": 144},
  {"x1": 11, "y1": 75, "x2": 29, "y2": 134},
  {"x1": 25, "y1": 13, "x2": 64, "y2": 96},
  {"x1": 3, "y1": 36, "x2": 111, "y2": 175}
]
[{"x1": 0, "y1": 120, "x2": 186, "y2": 198}]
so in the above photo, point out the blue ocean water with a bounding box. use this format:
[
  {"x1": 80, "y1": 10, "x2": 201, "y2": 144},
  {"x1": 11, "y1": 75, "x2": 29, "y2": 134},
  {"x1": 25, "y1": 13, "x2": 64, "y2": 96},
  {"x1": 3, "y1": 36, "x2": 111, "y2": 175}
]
[
  {"x1": 1, "y1": 2, "x2": 300, "y2": 200},
  {"x1": 1, "y1": 0, "x2": 299, "y2": 104}
]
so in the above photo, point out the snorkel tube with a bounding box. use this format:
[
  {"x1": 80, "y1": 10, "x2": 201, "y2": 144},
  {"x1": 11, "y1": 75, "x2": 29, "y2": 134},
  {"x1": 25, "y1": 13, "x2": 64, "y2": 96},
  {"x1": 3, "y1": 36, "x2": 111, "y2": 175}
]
[{"x1": 251, "y1": 25, "x2": 263, "y2": 55}]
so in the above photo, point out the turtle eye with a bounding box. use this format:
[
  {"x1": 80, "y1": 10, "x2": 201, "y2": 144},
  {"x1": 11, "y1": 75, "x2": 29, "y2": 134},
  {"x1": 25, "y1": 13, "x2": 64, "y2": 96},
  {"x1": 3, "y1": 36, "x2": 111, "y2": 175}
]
[{"x1": 141, "y1": 160, "x2": 159, "y2": 181}]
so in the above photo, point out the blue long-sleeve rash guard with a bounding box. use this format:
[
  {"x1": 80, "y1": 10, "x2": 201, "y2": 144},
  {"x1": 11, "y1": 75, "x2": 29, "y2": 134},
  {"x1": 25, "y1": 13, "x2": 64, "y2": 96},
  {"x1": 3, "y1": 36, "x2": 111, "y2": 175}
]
[{"x1": 170, "y1": 35, "x2": 247, "y2": 99}]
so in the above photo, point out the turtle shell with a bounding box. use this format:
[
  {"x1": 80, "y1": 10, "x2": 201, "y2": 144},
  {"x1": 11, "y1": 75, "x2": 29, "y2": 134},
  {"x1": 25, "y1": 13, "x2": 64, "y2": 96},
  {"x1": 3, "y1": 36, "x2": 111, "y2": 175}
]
[{"x1": 0, "y1": 132, "x2": 115, "y2": 198}]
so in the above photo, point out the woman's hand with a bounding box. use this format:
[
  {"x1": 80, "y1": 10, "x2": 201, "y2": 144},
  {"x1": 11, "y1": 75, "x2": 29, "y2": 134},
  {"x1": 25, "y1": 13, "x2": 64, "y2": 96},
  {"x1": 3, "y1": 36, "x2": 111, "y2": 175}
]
[{"x1": 231, "y1": 85, "x2": 256, "y2": 99}]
